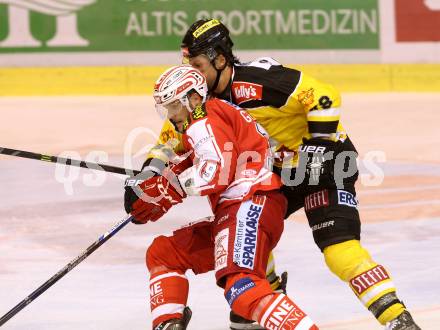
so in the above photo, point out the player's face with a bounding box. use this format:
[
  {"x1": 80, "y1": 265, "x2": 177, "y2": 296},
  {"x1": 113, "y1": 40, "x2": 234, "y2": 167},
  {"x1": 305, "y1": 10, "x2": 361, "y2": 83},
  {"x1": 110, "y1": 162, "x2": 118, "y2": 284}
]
[
  {"x1": 165, "y1": 100, "x2": 189, "y2": 132},
  {"x1": 189, "y1": 55, "x2": 218, "y2": 90}
]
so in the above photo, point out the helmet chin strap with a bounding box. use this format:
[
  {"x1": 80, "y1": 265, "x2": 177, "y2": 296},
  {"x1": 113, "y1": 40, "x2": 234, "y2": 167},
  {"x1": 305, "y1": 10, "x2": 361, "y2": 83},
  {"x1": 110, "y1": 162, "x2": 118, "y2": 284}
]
[
  {"x1": 209, "y1": 59, "x2": 226, "y2": 94},
  {"x1": 210, "y1": 68, "x2": 222, "y2": 93}
]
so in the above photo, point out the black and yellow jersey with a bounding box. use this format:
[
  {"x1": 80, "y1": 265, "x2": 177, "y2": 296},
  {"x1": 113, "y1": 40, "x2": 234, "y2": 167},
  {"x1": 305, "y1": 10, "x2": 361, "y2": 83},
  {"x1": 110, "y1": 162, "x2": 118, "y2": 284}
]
[
  {"x1": 151, "y1": 57, "x2": 351, "y2": 168},
  {"x1": 221, "y1": 57, "x2": 348, "y2": 167}
]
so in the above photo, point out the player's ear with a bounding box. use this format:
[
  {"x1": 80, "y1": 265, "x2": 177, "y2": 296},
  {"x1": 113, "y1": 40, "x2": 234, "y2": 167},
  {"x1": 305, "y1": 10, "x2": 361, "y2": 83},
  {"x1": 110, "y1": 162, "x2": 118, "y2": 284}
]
[{"x1": 214, "y1": 54, "x2": 227, "y2": 70}]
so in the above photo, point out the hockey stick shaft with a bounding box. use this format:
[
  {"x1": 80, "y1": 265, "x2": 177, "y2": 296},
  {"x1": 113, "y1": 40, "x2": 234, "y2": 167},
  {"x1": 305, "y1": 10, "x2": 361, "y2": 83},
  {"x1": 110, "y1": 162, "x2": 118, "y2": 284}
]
[
  {"x1": 0, "y1": 147, "x2": 140, "y2": 176},
  {"x1": 0, "y1": 214, "x2": 134, "y2": 326}
]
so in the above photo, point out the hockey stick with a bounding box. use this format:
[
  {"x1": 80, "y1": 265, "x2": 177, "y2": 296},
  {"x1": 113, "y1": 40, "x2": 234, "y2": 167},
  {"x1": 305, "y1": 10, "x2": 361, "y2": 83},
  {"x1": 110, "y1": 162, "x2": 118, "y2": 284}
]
[
  {"x1": 0, "y1": 147, "x2": 140, "y2": 176},
  {"x1": 0, "y1": 214, "x2": 134, "y2": 326}
]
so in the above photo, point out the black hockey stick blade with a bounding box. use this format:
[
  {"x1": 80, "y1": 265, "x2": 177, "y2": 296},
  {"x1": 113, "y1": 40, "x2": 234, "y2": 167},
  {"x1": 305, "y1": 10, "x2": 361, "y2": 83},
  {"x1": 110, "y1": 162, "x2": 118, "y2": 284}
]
[{"x1": 0, "y1": 147, "x2": 140, "y2": 176}]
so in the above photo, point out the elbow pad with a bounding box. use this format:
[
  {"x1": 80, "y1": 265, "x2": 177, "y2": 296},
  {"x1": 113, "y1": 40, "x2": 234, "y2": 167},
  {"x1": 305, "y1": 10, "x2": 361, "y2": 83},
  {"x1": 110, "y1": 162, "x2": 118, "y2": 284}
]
[{"x1": 178, "y1": 160, "x2": 219, "y2": 196}]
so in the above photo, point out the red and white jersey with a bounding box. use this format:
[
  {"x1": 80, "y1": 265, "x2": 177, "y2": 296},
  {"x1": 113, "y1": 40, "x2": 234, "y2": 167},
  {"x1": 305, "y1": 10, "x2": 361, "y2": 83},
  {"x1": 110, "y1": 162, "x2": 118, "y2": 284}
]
[{"x1": 177, "y1": 98, "x2": 282, "y2": 211}]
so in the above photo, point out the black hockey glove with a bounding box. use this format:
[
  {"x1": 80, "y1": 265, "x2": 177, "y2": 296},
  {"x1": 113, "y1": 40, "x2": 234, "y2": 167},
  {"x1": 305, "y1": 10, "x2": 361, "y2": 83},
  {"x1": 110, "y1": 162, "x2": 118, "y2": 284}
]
[
  {"x1": 297, "y1": 137, "x2": 357, "y2": 190},
  {"x1": 124, "y1": 142, "x2": 177, "y2": 213},
  {"x1": 124, "y1": 157, "x2": 167, "y2": 216}
]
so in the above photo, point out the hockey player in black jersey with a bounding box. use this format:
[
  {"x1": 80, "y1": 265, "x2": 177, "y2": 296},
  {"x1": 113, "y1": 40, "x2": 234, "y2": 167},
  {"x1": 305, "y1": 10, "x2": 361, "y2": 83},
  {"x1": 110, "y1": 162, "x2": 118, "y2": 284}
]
[{"x1": 178, "y1": 18, "x2": 421, "y2": 330}]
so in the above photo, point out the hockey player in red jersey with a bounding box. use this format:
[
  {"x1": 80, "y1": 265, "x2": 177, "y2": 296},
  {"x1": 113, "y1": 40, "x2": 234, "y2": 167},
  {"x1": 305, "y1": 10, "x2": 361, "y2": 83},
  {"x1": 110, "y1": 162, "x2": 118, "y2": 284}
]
[
  {"x1": 124, "y1": 65, "x2": 319, "y2": 330},
  {"x1": 178, "y1": 19, "x2": 421, "y2": 330}
]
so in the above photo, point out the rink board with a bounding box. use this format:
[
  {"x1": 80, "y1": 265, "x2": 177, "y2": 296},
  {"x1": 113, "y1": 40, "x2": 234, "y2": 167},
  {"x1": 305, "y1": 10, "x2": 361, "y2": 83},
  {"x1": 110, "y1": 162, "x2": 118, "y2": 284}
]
[{"x1": 1, "y1": 64, "x2": 440, "y2": 96}]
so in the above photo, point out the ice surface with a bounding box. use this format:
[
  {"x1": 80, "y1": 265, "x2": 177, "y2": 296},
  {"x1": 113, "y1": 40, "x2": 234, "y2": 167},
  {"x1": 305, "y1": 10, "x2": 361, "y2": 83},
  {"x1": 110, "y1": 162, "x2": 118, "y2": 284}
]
[{"x1": 1, "y1": 94, "x2": 439, "y2": 329}]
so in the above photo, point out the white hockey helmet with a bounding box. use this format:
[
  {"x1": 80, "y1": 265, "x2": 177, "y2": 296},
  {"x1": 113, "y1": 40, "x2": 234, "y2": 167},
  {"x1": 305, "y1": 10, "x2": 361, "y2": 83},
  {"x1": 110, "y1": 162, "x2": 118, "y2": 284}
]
[{"x1": 153, "y1": 65, "x2": 208, "y2": 118}]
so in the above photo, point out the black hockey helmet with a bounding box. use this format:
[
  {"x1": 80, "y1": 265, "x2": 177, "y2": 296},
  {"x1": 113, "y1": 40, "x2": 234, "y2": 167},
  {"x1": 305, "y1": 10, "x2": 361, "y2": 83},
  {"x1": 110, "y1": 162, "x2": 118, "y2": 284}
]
[{"x1": 181, "y1": 19, "x2": 235, "y2": 64}]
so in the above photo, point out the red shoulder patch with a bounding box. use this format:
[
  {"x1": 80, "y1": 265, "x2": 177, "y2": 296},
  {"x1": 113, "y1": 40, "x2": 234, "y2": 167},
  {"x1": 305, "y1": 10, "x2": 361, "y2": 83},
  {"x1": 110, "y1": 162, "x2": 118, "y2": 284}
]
[{"x1": 231, "y1": 81, "x2": 263, "y2": 105}]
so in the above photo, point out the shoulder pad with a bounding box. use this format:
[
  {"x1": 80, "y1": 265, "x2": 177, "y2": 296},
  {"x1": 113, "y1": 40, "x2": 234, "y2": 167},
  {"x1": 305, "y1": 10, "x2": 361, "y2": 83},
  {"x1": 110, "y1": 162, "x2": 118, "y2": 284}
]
[
  {"x1": 218, "y1": 98, "x2": 241, "y2": 110},
  {"x1": 239, "y1": 57, "x2": 281, "y2": 70}
]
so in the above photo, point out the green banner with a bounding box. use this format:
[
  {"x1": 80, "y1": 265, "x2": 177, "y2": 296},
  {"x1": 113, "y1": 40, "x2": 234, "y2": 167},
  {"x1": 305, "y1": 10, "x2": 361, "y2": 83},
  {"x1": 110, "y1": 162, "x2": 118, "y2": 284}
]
[{"x1": 0, "y1": 0, "x2": 379, "y2": 53}]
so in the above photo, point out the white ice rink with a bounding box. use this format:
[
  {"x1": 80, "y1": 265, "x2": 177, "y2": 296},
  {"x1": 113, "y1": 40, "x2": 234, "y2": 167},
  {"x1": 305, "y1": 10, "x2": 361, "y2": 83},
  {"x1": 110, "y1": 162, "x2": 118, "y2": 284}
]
[{"x1": 1, "y1": 94, "x2": 439, "y2": 329}]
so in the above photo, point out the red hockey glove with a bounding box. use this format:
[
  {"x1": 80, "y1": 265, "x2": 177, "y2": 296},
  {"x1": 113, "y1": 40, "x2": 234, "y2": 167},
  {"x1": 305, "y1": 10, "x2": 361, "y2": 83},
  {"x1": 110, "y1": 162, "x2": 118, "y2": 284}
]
[{"x1": 130, "y1": 170, "x2": 186, "y2": 224}]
